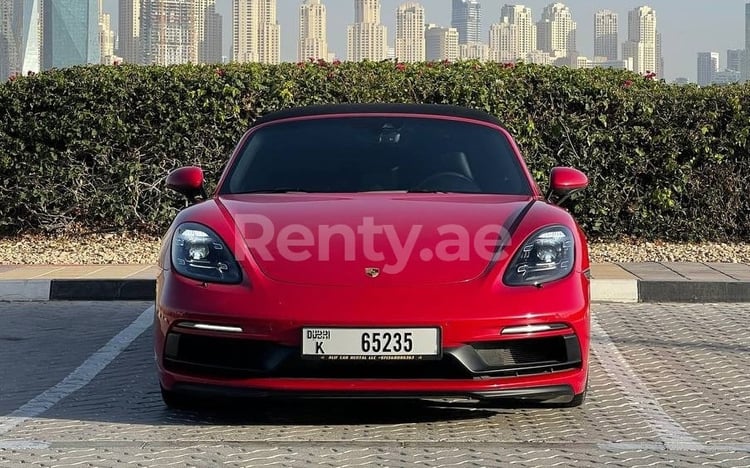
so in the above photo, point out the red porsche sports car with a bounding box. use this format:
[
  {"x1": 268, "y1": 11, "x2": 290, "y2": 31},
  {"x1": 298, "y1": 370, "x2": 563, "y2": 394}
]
[{"x1": 155, "y1": 104, "x2": 590, "y2": 408}]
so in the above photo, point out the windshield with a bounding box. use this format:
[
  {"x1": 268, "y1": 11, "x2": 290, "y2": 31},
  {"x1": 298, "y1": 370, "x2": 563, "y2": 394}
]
[{"x1": 220, "y1": 116, "x2": 533, "y2": 195}]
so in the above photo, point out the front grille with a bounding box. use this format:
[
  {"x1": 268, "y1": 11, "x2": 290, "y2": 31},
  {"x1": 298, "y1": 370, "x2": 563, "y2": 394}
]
[
  {"x1": 163, "y1": 332, "x2": 582, "y2": 380},
  {"x1": 163, "y1": 332, "x2": 295, "y2": 377},
  {"x1": 466, "y1": 335, "x2": 582, "y2": 376},
  {"x1": 473, "y1": 337, "x2": 568, "y2": 367},
  {"x1": 163, "y1": 332, "x2": 471, "y2": 379}
]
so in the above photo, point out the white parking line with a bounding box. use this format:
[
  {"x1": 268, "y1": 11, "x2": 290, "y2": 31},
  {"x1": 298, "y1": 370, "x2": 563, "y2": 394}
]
[
  {"x1": 0, "y1": 440, "x2": 50, "y2": 449},
  {"x1": 0, "y1": 306, "x2": 154, "y2": 437},
  {"x1": 590, "y1": 314, "x2": 699, "y2": 448}
]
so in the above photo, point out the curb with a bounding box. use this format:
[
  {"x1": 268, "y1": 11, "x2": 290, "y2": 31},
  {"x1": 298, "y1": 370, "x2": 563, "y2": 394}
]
[
  {"x1": 0, "y1": 280, "x2": 155, "y2": 302},
  {"x1": 638, "y1": 280, "x2": 750, "y2": 303},
  {"x1": 2, "y1": 278, "x2": 750, "y2": 303}
]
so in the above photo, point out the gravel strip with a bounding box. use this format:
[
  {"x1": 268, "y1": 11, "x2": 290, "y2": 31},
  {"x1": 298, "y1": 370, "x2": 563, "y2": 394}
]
[
  {"x1": 0, "y1": 234, "x2": 162, "y2": 265},
  {"x1": 589, "y1": 241, "x2": 750, "y2": 263},
  {"x1": 1, "y1": 234, "x2": 749, "y2": 265}
]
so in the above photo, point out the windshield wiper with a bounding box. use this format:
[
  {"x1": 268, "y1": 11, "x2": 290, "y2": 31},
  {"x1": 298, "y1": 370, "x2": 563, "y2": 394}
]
[{"x1": 407, "y1": 189, "x2": 452, "y2": 194}]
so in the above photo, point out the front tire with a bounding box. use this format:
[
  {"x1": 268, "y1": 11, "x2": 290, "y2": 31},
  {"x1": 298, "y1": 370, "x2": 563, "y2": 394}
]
[
  {"x1": 160, "y1": 386, "x2": 195, "y2": 410},
  {"x1": 556, "y1": 377, "x2": 588, "y2": 408},
  {"x1": 558, "y1": 389, "x2": 586, "y2": 407}
]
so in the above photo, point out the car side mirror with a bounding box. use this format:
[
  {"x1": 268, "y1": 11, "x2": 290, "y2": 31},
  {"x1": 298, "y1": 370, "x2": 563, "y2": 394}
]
[
  {"x1": 166, "y1": 166, "x2": 207, "y2": 203},
  {"x1": 548, "y1": 167, "x2": 588, "y2": 205}
]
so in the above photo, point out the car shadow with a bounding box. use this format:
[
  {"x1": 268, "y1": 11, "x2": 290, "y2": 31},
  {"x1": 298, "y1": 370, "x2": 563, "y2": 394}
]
[{"x1": 152, "y1": 396, "x2": 512, "y2": 426}]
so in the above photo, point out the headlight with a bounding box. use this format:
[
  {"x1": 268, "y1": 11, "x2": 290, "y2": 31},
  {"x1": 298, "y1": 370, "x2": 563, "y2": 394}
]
[
  {"x1": 171, "y1": 223, "x2": 242, "y2": 284},
  {"x1": 503, "y1": 226, "x2": 575, "y2": 286}
]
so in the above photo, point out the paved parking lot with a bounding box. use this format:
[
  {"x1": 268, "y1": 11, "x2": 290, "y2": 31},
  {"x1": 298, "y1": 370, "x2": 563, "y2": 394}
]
[{"x1": 0, "y1": 301, "x2": 748, "y2": 467}]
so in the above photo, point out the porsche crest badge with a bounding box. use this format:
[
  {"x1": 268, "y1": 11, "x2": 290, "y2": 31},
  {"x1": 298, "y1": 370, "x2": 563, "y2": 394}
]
[{"x1": 365, "y1": 267, "x2": 381, "y2": 278}]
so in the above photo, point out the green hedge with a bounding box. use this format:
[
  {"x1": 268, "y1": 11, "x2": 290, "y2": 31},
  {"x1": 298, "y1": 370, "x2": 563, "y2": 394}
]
[{"x1": 1, "y1": 61, "x2": 749, "y2": 241}]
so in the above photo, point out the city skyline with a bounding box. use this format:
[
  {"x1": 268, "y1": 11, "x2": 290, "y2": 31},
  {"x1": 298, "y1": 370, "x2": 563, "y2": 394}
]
[
  {"x1": 181, "y1": 0, "x2": 745, "y2": 81},
  {"x1": 3, "y1": 1, "x2": 750, "y2": 81}
]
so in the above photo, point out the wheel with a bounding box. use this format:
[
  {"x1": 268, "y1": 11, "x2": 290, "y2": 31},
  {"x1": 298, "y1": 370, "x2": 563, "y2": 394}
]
[
  {"x1": 558, "y1": 389, "x2": 586, "y2": 408},
  {"x1": 160, "y1": 385, "x2": 195, "y2": 410},
  {"x1": 555, "y1": 377, "x2": 588, "y2": 408}
]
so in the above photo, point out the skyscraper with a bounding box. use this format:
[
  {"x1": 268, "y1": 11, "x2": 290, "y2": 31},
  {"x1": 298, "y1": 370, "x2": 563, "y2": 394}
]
[
  {"x1": 42, "y1": 0, "x2": 100, "y2": 70},
  {"x1": 140, "y1": 0, "x2": 193, "y2": 65},
  {"x1": 200, "y1": 2, "x2": 222, "y2": 63},
  {"x1": 594, "y1": 9, "x2": 617, "y2": 60},
  {"x1": 451, "y1": 0, "x2": 480, "y2": 45},
  {"x1": 744, "y1": 3, "x2": 750, "y2": 81},
  {"x1": 98, "y1": 0, "x2": 115, "y2": 64},
  {"x1": 355, "y1": 0, "x2": 379, "y2": 23},
  {"x1": 258, "y1": 0, "x2": 280, "y2": 64},
  {"x1": 0, "y1": 0, "x2": 41, "y2": 79},
  {"x1": 489, "y1": 19, "x2": 516, "y2": 63},
  {"x1": 347, "y1": 0, "x2": 387, "y2": 61},
  {"x1": 118, "y1": 0, "x2": 140, "y2": 63},
  {"x1": 192, "y1": 0, "x2": 222, "y2": 64},
  {"x1": 656, "y1": 30, "x2": 663, "y2": 79},
  {"x1": 395, "y1": 3, "x2": 425, "y2": 63},
  {"x1": 425, "y1": 24, "x2": 458, "y2": 61},
  {"x1": 500, "y1": 4, "x2": 536, "y2": 60},
  {"x1": 727, "y1": 49, "x2": 742, "y2": 73},
  {"x1": 622, "y1": 6, "x2": 657, "y2": 76},
  {"x1": 536, "y1": 2, "x2": 576, "y2": 59},
  {"x1": 298, "y1": 0, "x2": 328, "y2": 62},
  {"x1": 233, "y1": 0, "x2": 280, "y2": 64},
  {"x1": 696, "y1": 52, "x2": 719, "y2": 86}
]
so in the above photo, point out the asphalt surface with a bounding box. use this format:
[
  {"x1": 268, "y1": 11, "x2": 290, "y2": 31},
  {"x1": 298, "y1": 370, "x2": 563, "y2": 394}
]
[{"x1": 0, "y1": 301, "x2": 748, "y2": 467}]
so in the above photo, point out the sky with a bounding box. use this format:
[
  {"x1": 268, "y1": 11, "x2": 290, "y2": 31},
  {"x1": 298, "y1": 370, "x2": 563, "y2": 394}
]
[{"x1": 103, "y1": 1, "x2": 749, "y2": 82}]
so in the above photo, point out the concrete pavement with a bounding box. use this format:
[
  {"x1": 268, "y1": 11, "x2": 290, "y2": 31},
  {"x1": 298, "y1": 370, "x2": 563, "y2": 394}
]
[
  {"x1": 1, "y1": 301, "x2": 749, "y2": 465},
  {"x1": 1, "y1": 263, "x2": 750, "y2": 302}
]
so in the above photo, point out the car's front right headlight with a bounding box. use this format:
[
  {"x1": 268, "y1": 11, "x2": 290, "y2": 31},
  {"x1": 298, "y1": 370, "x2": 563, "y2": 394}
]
[
  {"x1": 171, "y1": 222, "x2": 242, "y2": 284},
  {"x1": 503, "y1": 225, "x2": 575, "y2": 287}
]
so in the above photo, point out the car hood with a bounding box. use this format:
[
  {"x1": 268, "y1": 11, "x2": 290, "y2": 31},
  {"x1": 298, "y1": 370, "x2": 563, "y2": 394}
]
[{"x1": 218, "y1": 194, "x2": 534, "y2": 287}]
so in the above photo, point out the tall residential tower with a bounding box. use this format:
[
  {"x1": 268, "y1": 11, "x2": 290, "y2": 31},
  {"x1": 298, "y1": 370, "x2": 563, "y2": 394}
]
[
  {"x1": 193, "y1": 0, "x2": 223, "y2": 64},
  {"x1": 594, "y1": 9, "x2": 618, "y2": 60},
  {"x1": 99, "y1": 0, "x2": 115, "y2": 64},
  {"x1": 696, "y1": 52, "x2": 719, "y2": 86},
  {"x1": 489, "y1": 18, "x2": 516, "y2": 63},
  {"x1": 622, "y1": 6, "x2": 657, "y2": 76},
  {"x1": 140, "y1": 0, "x2": 192, "y2": 65},
  {"x1": 536, "y1": 2, "x2": 576, "y2": 59},
  {"x1": 347, "y1": 0, "x2": 387, "y2": 61},
  {"x1": 499, "y1": 4, "x2": 536, "y2": 60},
  {"x1": 425, "y1": 24, "x2": 458, "y2": 61},
  {"x1": 298, "y1": 0, "x2": 328, "y2": 61},
  {"x1": 233, "y1": 0, "x2": 281, "y2": 64},
  {"x1": 118, "y1": 0, "x2": 140, "y2": 63},
  {"x1": 395, "y1": 3, "x2": 425, "y2": 62}
]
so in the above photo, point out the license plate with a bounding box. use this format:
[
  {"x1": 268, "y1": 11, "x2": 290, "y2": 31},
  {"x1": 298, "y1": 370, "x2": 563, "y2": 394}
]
[{"x1": 302, "y1": 328, "x2": 441, "y2": 360}]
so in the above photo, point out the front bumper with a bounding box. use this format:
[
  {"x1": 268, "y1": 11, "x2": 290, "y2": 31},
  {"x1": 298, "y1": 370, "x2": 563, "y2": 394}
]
[
  {"x1": 157, "y1": 327, "x2": 587, "y2": 402},
  {"x1": 155, "y1": 269, "x2": 590, "y2": 399},
  {"x1": 162, "y1": 328, "x2": 582, "y2": 378},
  {"x1": 167, "y1": 381, "x2": 577, "y2": 404}
]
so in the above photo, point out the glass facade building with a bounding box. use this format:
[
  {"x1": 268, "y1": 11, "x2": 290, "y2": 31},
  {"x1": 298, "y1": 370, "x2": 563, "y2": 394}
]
[
  {"x1": 451, "y1": 0, "x2": 480, "y2": 45},
  {"x1": 42, "y1": 0, "x2": 99, "y2": 70},
  {"x1": 0, "y1": 0, "x2": 42, "y2": 80}
]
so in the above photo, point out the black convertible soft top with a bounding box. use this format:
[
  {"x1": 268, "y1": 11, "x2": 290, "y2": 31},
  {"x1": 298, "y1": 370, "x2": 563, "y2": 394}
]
[{"x1": 252, "y1": 103, "x2": 502, "y2": 127}]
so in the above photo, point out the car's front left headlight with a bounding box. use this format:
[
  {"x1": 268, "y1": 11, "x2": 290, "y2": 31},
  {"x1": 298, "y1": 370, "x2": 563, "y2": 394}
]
[
  {"x1": 171, "y1": 222, "x2": 242, "y2": 284},
  {"x1": 503, "y1": 226, "x2": 575, "y2": 286}
]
